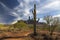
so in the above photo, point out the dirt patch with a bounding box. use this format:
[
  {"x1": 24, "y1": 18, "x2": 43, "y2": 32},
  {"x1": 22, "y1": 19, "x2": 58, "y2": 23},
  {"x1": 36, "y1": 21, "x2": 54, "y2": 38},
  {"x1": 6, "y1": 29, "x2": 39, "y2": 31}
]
[{"x1": 0, "y1": 30, "x2": 60, "y2": 40}]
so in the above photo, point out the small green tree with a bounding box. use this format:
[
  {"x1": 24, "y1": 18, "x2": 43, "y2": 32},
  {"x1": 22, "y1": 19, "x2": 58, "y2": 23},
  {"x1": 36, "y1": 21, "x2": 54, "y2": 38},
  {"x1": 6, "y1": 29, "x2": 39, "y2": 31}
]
[
  {"x1": 44, "y1": 15, "x2": 53, "y2": 32},
  {"x1": 50, "y1": 17, "x2": 59, "y2": 35},
  {"x1": 44, "y1": 16, "x2": 59, "y2": 35},
  {"x1": 43, "y1": 16, "x2": 60, "y2": 40}
]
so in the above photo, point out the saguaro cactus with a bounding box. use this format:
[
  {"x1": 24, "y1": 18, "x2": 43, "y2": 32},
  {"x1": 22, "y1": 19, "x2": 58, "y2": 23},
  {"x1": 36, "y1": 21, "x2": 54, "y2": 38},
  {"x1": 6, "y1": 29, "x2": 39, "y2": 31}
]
[{"x1": 32, "y1": 4, "x2": 37, "y2": 35}]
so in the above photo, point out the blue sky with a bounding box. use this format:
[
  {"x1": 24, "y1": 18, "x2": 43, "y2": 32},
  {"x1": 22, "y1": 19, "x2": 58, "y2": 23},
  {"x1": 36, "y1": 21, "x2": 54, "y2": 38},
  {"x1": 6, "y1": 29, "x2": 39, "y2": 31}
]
[{"x1": 0, "y1": 0, "x2": 60, "y2": 24}]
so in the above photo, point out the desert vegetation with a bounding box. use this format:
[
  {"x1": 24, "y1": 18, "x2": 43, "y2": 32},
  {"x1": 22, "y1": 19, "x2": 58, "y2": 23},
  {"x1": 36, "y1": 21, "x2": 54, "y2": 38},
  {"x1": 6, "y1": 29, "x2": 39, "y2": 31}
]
[
  {"x1": 0, "y1": 17, "x2": 60, "y2": 40},
  {"x1": 0, "y1": 3, "x2": 60, "y2": 40}
]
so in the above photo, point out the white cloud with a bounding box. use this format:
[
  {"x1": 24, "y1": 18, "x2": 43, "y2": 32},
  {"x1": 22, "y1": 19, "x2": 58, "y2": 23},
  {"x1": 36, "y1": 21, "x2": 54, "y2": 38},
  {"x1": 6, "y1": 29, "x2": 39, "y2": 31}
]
[
  {"x1": 39, "y1": 18, "x2": 46, "y2": 23},
  {"x1": 11, "y1": 17, "x2": 22, "y2": 24},
  {"x1": 1, "y1": 0, "x2": 59, "y2": 24},
  {"x1": 11, "y1": 21, "x2": 17, "y2": 24},
  {"x1": 24, "y1": 9, "x2": 30, "y2": 16},
  {"x1": 23, "y1": 0, "x2": 34, "y2": 3},
  {"x1": 13, "y1": 0, "x2": 60, "y2": 23},
  {"x1": 37, "y1": 0, "x2": 60, "y2": 14},
  {"x1": 43, "y1": 1, "x2": 60, "y2": 9},
  {"x1": 0, "y1": 2, "x2": 22, "y2": 24},
  {"x1": 53, "y1": 14, "x2": 60, "y2": 18},
  {"x1": 20, "y1": 2, "x2": 24, "y2": 7},
  {"x1": 14, "y1": 0, "x2": 34, "y2": 19}
]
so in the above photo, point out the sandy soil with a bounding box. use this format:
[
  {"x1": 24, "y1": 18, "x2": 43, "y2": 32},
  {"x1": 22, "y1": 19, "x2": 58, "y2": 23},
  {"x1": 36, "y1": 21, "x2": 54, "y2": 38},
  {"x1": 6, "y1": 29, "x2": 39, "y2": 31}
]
[{"x1": 0, "y1": 30, "x2": 60, "y2": 40}]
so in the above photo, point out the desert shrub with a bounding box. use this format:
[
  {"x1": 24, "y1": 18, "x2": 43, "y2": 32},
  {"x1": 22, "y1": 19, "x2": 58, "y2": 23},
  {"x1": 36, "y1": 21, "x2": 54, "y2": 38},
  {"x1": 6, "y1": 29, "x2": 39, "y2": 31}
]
[
  {"x1": 0, "y1": 24, "x2": 9, "y2": 31},
  {"x1": 13, "y1": 20, "x2": 28, "y2": 31},
  {"x1": 0, "y1": 24, "x2": 4, "y2": 28},
  {"x1": 28, "y1": 24, "x2": 33, "y2": 30}
]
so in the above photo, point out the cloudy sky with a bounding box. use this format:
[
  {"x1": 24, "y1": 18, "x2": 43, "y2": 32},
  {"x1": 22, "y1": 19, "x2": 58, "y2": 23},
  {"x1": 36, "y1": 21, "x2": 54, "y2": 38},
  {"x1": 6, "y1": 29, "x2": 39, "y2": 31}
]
[{"x1": 0, "y1": 0, "x2": 60, "y2": 24}]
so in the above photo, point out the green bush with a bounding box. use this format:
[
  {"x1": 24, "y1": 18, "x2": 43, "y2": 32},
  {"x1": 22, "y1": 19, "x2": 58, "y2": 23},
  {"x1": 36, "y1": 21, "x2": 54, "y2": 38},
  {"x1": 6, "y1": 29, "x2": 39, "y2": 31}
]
[{"x1": 13, "y1": 21, "x2": 28, "y2": 30}]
